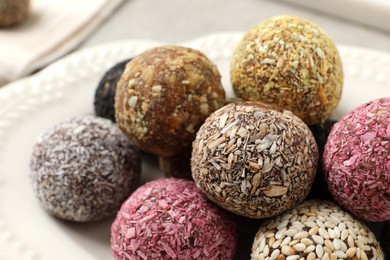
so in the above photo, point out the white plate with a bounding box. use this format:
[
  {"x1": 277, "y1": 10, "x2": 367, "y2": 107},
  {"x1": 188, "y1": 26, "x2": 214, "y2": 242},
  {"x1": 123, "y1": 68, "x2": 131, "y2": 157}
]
[{"x1": 0, "y1": 33, "x2": 389, "y2": 260}]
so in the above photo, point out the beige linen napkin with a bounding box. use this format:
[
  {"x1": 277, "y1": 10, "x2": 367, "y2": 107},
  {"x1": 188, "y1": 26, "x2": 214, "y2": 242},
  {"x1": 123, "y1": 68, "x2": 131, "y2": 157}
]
[{"x1": 0, "y1": 0, "x2": 124, "y2": 86}]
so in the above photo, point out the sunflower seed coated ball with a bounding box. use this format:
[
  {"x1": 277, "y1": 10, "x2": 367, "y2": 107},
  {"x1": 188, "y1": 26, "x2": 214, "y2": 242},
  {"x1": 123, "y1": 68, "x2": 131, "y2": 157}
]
[
  {"x1": 115, "y1": 45, "x2": 226, "y2": 157},
  {"x1": 30, "y1": 115, "x2": 141, "y2": 222},
  {"x1": 191, "y1": 102, "x2": 318, "y2": 219},
  {"x1": 231, "y1": 15, "x2": 343, "y2": 125},
  {"x1": 251, "y1": 200, "x2": 384, "y2": 260}
]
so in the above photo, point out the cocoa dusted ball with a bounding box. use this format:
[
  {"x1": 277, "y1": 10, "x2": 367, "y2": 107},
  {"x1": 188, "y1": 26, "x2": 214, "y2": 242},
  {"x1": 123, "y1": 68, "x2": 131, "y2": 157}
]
[
  {"x1": 94, "y1": 58, "x2": 132, "y2": 122},
  {"x1": 252, "y1": 200, "x2": 384, "y2": 260},
  {"x1": 29, "y1": 115, "x2": 141, "y2": 222},
  {"x1": 191, "y1": 102, "x2": 318, "y2": 219},
  {"x1": 231, "y1": 15, "x2": 343, "y2": 125},
  {"x1": 115, "y1": 45, "x2": 225, "y2": 157}
]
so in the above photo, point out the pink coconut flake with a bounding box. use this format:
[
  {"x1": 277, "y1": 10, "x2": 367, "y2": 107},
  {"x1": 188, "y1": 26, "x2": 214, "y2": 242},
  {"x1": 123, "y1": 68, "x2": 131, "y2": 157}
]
[
  {"x1": 110, "y1": 178, "x2": 237, "y2": 260},
  {"x1": 361, "y1": 131, "x2": 376, "y2": 141},
  {"x1": 323, "y1": 97, "x2": 390, "y2": 222}
]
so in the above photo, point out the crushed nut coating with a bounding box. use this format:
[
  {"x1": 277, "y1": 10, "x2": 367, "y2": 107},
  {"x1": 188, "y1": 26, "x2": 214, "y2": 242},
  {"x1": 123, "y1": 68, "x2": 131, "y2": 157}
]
[
  {"x1": 115, "y1": 45, "x2": 225, "y2": 157},
  {"x1": 191, "y1": 102, "x2": 318, "y2": 219},
  {"x1": 231, "y1": 15, "x2": 343, "y2": 125}
]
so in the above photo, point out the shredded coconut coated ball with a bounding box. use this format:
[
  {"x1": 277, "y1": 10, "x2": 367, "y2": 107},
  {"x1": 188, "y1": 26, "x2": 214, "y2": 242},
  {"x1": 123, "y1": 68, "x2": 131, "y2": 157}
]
[
  {"x1": 111, "y1": 178, "x2": 237, "y2": 260},
  {"x1": 323, "y1": 98, "x2": 390, "y2": 222},
  {"x1": 231, "y1": 15, "x2": 343, "y2": 125},
  {"x1": 30, "y1": 115, "x2": 141, "y2": 222}
]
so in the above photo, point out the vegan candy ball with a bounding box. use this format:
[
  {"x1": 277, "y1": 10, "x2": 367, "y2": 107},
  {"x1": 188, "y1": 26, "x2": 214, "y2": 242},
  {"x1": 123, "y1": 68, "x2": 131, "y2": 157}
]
[
  {"x1": 382, "y1": 221, "x2": 390, "y2": 259},
  {"x1": 111, "y1": 178, "x2": 237, "y2": 260},
  {"x1": 323, "y1": 97, "x2": 390, "y2": 222},
  {"x1": 251, "y1": 200, "x2": 384, "y2": 260},
  {"x1": 29, "y1": 115, "x2": 141, "y2": 222},
  {"x1": 231, "y1": 15, "x2": 343, "y2": 125},
  {"x1": 191, "y1": 102, "x2": 318, "y2": 218},
  {"x1": 115, "y1": 45, "x2": 226, "y2": 157},
  {"x1": 0, "y1": 0, "x2": 30, "y2": 27},
  {"x1": 307, "y1": 119, "x2": 337, "y2": 200},
  {"x1": 94, "y1": 58, "x2": 132, "y2": 122},
  {"x1": 158, "y1": 147, "x2": 192, "y2": 180}
]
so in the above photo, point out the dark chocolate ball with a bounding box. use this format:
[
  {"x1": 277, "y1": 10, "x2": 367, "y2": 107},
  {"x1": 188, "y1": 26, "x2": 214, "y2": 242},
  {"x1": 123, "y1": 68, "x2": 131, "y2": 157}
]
[{"x1": 94, "y1": 58, "x2": 132, "y2": 122}]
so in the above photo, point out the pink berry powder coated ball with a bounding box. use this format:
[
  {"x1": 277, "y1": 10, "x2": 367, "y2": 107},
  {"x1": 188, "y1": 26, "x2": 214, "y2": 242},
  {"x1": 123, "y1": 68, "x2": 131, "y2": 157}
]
[
  {"x1": 323, "y1": 97, "x2": 390, "y2": 222},
  {"x1": 111, "y1": 178, "x2": 237, "y2": 260}
]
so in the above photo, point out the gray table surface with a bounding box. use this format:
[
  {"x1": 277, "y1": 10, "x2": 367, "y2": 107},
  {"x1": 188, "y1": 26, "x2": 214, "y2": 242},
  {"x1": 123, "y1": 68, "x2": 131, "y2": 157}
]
[{"x1": 81, "y1": 0, "x2": 390, "y2": 53}]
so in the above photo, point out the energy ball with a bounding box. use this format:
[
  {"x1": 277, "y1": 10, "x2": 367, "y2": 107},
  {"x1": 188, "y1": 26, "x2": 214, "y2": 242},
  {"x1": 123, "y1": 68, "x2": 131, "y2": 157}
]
[
  {"x1": 323, "y1": 98, "x2": 390, "y2": 222},
  {"x1": 381, "y1": 221, "x2": 390, "y2": 259},
  {"x1": 231, "y1": 15, "x2": 343, "y2": 125},
  {"x1": 251, "y1": 200, "x2": 384, "y2": 260},
  {"x1": 94, "y1": 58, "x2": 132, "y2": 122},
  {"x1": 0, "y1": 0, "x2": 30, "y2": 27},
  {"x1": 115, "y1": 45, "x2": 226, "y2": 157},
  {"x1": 30, "y1": 115, "x2": 141, "y2": 222},
  {"x1": 191, "y1": 102, "x2": 318, "y2": 219},
  {"x1": 111, "y1": 178, "x2": 237, "y2": 259},
  {"x1": 307, "y1": 119, "x2": 337, "y2": 200},
  {"x1": 159, "y1": 147, "x2": 192, "y2": 180}
]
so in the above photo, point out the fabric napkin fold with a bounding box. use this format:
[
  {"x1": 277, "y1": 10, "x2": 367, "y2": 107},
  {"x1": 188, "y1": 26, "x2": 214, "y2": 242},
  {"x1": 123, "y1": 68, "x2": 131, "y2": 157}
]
[{"x1": 0, "y1": 0, "x2": 124, "y2": 86}]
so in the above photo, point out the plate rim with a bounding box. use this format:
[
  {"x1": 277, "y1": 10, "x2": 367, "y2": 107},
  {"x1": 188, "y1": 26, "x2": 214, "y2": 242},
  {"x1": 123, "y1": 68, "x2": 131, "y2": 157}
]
[{"x1": 0, "y1": 32, "x2": 389, "y2": 260}]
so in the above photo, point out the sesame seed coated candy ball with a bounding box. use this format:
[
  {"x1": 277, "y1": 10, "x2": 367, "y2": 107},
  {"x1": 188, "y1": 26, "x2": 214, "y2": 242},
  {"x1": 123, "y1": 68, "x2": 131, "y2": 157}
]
[
  {"x1": 323, "y1": 98, "x2": 390, "y2": 222},
  {"x1": 111, "y1": 178, "x2": 237, "y2": 260},
  {"x1": 115, "y1": 45, "x2": 226, "y2": 157},
  {"x1": 29, "y1": 115, "x2": 141, "y2": 222},
  {"x1": 191, "y1": 102, "x2": 318, "y2": 219},
  {"x1": 94, "y1": 58, "x2": 132, "y2": 122},
  {"x1": 251, "y1": 200, "x2": 384, "y2": 260},
  {"x1": 231, "y1": 15, "x2": 343, "y2": 125}
]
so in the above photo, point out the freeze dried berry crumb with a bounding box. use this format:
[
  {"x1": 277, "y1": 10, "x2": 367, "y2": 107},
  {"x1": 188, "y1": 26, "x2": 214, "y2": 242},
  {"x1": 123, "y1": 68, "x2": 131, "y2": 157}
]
[
  {"x1": 323, "y1": 97, "x2": 390, "y2": 222},
  {"x1": 111, "y1": 178, "x2": 237, "y2": 260}
]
